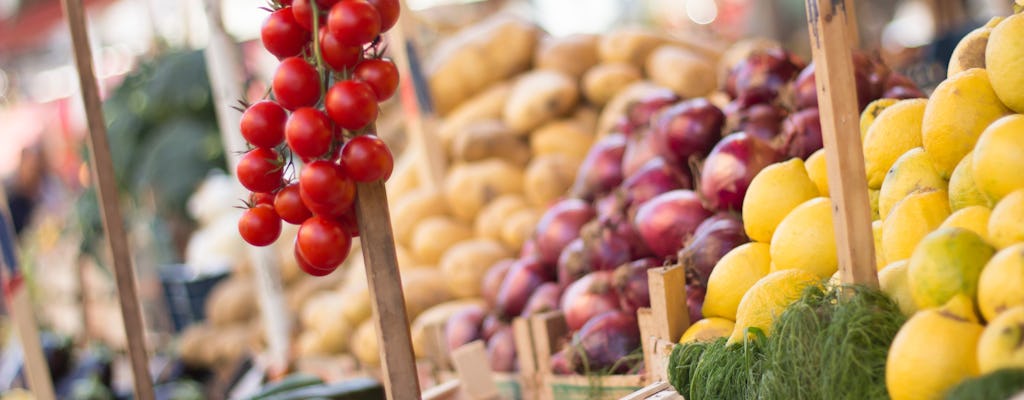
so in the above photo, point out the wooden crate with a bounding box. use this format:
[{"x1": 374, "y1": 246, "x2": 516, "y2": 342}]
[{"x1": 421, "y1": 317, "x2": 537, "y2": 400}]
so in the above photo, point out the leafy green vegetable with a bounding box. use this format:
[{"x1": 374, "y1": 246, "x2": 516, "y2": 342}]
[{"x1": 945, "y1": 368, "x2": 1024, "y2": 400}]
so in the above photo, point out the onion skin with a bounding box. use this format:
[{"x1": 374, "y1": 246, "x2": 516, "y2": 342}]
[
  {"x1": 699, "y1": 132, "x2": 782, "y2": 212},
  {"x1": 651, "y1": 98, "x2": 726, "y2": 169},
  {"x1": 621, "y1": 157, "x2": 693, "y2": 212},
  {"x1": 481, "y1": 259, "x2": 515, "y2": 308},
  {"x1": 487, "y1": 325, "x2": 518, "y2": 372},
  {"x1": 687, "y1": 283, "x2": 707, "y2": 322},
  {"x1": 730, "y1": 103, "x2": 787, "y2": 142},
  {"x1": 550, "y1": 348, "x2": 574, "y2": 375},
  {"x1": 776, "y1": 107, "x2": 823, "y2": 160},
  {"x1": 534, "y1": 199, "x2": 596, "y2": 267},
  {"x1": 624, "y1": 90, "x2": 680, "y2": 133},
  {"x1": 633, "y1": 190, "x2": 712, "y2": 259},
  {"x1": 614, "y1": 258, "x2": 661, "y2": 314},
  {"x1": 557, "y1": 238, "x2": 590, "y2": 289},
  {"x1": 496, "y1": 258, "x2": 548, "y2": 319},
  {"x1": 679, "y1": 212, "x2": 748, "y2": 286},
  {"x1": 446, "y1": 306, "x2": 486, "y2": 353},
  {"x1": 521, "y1": 282, "x2": 562, "y2": 317},
  {"x1": 726, "y1": 48, "x2": 805, "y2": 102},
  {"x1": 567, "y1": 310, "x2": 642, "y2": 374},
  {"x1": 580, "y1": 221, "x2": 632, "y2": 272},
  {"x1": 561, "y1": 270, "x2": 620, "y2": 331},
  {"x1": 622, "y1": 131, "x2": 660, "y2": 178},
  {"x1": 481, "y1": 314, "x2": 504, "y2": 341},
  {"x1": 571, "y1": 134, "x2": 627, "y2": 200}
]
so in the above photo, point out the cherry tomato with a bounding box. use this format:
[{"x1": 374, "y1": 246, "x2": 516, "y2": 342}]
[
  {"x1": 240, "y1": 100, "x2": 288, "y2": 148},
  {"x1": 366, "y1": 0, "x2": 399, "y2": 32},
  {"x1": 261, "y1": 7, "x2": 309, "y2": 58},
  {"x1": 250, "y1": 191, "x2": 276, "y2": 206},
  {"x1": 285, "y1": 107, "x2": 333, "y2": 159},
  {"x1": 327, "y1": 1, "x2": 381, "y2": 46},
  {"x1": 315, "y1": 0, "x2": 339, "y2": 8},
  {"x1": 353, "y1": 59, "x2": 398, "y2": 101},
  {"x1": 273, "y1": 57, "x2": 321, "y2": 110},
  {"x1": 337, "y1": 207, "x2": 360, "y2": 237},
  {"x1": 319, "y1": 27, "x2": 361, "y2": 71},
  {"x1": 239, "y1": 204, "x2": 282, "y2": 246},
  {"x1": 274, "y1": 183, "x2": 313, "y2": 224},
  {"x1": 237, "y1": 148, "x2": 283, "y2": 192},
  {"x1": 278, "y1": 0, "x2": 293, "y2": 5},
  {"x1": 340, "y1": 134, "x2": 393, "y2": 182},
  {"x1": 299, "y1": 160, "x2": 355, "y2": 210},
  {"x1": 325, "y1": 80, "x2": 378, "y2": 130},
  {"x1": 296, "y1": 216, "x2": 352, "y2": 269},
  {"x1": 293, "y1": 243, "x2": 335, "y2": 276},
  {"x1": 290, "y1": 0, "x2": 323, "y2": 31}
]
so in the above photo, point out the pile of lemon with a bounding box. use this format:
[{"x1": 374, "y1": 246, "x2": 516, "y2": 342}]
[{"x1": 678, "y1": 11, "x2": 1024, "y2": 400}]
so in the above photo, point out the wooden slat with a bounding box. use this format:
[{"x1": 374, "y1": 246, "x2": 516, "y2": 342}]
[
  {"x1": 354, "y1": 180, "x2": 421, "y2": 400},
  {"x1": 636, "y1": 308, "x2": 656, "y2": 383},
  {"x1": 512, "y1": 317, "x2": 538, "y2": 399},
  {"x1": 450, "y1": 341, "x2": 500, "y2": 400},
  {"x1": 60, "y1": 1, "x2": 154, "y2": 398},
  {"x1": 647, "y1": 265, "x2": 689, "y2": 343},
  {"x1": 619, "y1": 381, "x2": 670, "y2": 400},
  {"x1": 529, "y1": 311, "x2": 569, "y2": 376},
  {"x1": 422, "y1": 379, "x2": 462, "y2": 400},
  {"x1": 804, "y1": 0, "x2": 878, "y2": 288}
]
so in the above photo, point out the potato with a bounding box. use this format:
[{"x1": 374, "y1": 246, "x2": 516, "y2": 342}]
[
  {"x1": 391, "y1": 187, "x2": 449, "y2": 246},
  {"x1": 179, "y1": 323, "x2": 217, "y2": 367},
  {"x1": 351, "y1": 320, "x2": 380, "y2": 366},
  {"x1": 597, "y1": 81, "x2": 674, "y2": 138},
  {"x1": 439, "y1": 239, "x2": 512, "y2": 298},
  {"x1": 296, "y1": 330, "x2": 324, "y2": 357},
  {"x1": 524, "y1": 154, "x2": 578, "y2": 208},
  {"x1": 401, "y1": 268, "x2": 455, "y2": 319},
  {"x1": 535, "y1": 34, "x2": 601, "y2": 79},
  {"x1": 286, "y1": 275, "x2": 338, "y2": 313},
  {"x1": 598, "y1": 28, "x2": 668, "y2": 67},
  {"x1": 338, "y1": 284, "x2": 372, "y2": 325},
  {"x1": 211, "y1": 324, "x2": 250, "y2": 365},
  {"x1": 450, "y1": 120, "x2": 531, "y2": 167},
  {"x1": 474, "y1": 195, "x2": 529, "y2": 240},
  {"x1": 530, "y1": 119, "x2": 594, "y2": 162},
  {"x1": 582, "y1": 63, "x2": 643, "y2": 106},
  {"x1": 480, "y1": 17, "x2": 540, "y2": 81},
  {"x1": 570, "y1": 106, "x2": 599, "y2": 134},
  {"x1": 646, "y1": 45, "x2": 716, "y2": 99},
  {"x1": 301, "y1": 291, "x2": 345, "y2": 330},
  {"x1": 205, "y1": 277, "x2": 257, "y2": 328},
  {"x1": 438, "y1": 82, "x2": 512, "y2": 149},
  {"x1": 385, "y1": 150, "x2": 421, "y2": 204},
  {"x1": 411, "y1": 217, "x2": 474, "y2": 264},
  {"x1": 443, "y1": 159, "x2": 524, "y2": 222},
  {"x1": 410, "y1": 299, "x2": 485, "y2": 358},
  {"x1": 309, "y1": 309, "x2": 354, "y2": 354},
  {"x1": 503, "y1": 70, "x2": 579, "y2": 133},
  {"x1": 501, "y1": 209, "x2": 541, "y2": 250}
]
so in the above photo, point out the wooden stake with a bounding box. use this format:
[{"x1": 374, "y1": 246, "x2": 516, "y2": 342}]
[
  {"x1": 647, "y1": 265, "x2": 689, "y2": 342},
  {"x1": 804, "y1": 0, "x2": 878, "y2": 288},
  {"x1": 60, "y1": 0, "x2": 155, "y2": 397},
  {"x1": 450, "y1": 341, "x2": 500, "y2": 400},
  {"x1": 354, "y1": 180, "x2": 421, "y2": 400}
]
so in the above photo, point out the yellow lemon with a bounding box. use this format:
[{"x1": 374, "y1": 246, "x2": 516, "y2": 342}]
[
  {"x1": 886, "y1": 295, "x2": 983, "y2": 400},
  {"x1": 703, "y1": 243, "x2": 771, "y2": 321},
  {"x1": 869, "y1": 188, "x2": 880, "y2": 221},
  {"x1": 988, "y1": 188, "x2": 1024, "y2": 249},
  {"x1": 864, "y1": 98, "x2": 927, "y2": 188},
  {"x1": 978, "y1": 243, "x2": 1024, "y2": 322},
  {"x1": 770, "y1": 197, "x2": 838, "y2": 278},
  {"x1": 922, "y1": 69, "x2": 1010, "y2": 179},
  {"x1": 947, "y1": 25, "x2": 993, "y2": 78},
  {"x1": 878, "y1": 260, "x2": 918, "y2": 316},
  {"x1": 728, "y1": 269, "x2": 820, "y2": 345},
  {"x1": 860, "y1": 98, "x2": 899, "y2": 140},
  {"x1": 939, "y1": 205, "x2": 991, "y2": 243},
  {"x1": 882, "y1": 189, "x2": 951, "y2": 263},
  {"x1": 973, "y1": 115, "x2": 1024, "y2": 203},
  {"x1": 908, "y1": 227, "x2": 995, "y2": 309},
  {"x1": 986, "y1": 12, "x2": 1024, "y2": 113},
  {"x1": 949, "y1": 151, "x2": 991, "y2": 210},
  {"x1": 878, "y1": 147, "x2": 947, "y2": 219},
  {"x1": 873, "y1": 220, "x2": 886, "y2": 270},
  {"x1": 679, "y1": 318, "x2": 736, "y2": 344},
  {"x1": 743, "y1": 158, "x2": 820, "y2": 243},
  {"x1": 804, "y1": 148, "x2": 829, "y2": 196},
  {"x1": 977, "y1": 305, "x2": 1024, "y2": 373}
]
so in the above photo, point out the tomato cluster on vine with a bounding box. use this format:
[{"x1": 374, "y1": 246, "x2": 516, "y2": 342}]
[{"x1": 237, "y1": 0, "x2": 400, "y2": 277}]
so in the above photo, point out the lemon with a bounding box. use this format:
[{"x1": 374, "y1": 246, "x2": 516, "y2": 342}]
[
  {"x1": 878, "y1": 147, "x2": 947, "y2": 219},
  {"x1": 988, "y1": 188, "x2": 1024, "y2": 249},
  {"x1": 703, "y1": 243, "x2": 771, "y2": 320},
  {"x1": 947, "y1": 25, "x2": 992, "y2": 78},
  {"x1": 986, "y1": 12, "x2": 1024, "y2": 113},
  {"x1": 949, "y1": 151, "x2": 991, "y2": 210},
  {"x1": 921, "y1": 69, "x2": 1010, "y2": 179},
  {"x1": 869, "y1": 188, "x2": 880, "y2": 220},
  {"x1": 978, "y1": 243, "x2": 1024, "y2": 322},
  {"x1": 977, "y1": 305, "x2": 1024, "y2": 373},
  {"x1": 873, "y1": 220, "x2": 886, "y2": 270},
  {"x1": 972, "y1": 115, "x2": 1024, "y2": 203},
  {"x1": 886, "y1": 295, "x2": 983, "y2": 400},
  {"x1": 728, "y1": 269, "x2": 820, "y2": 345},
  {"x1": 770, "y1": 197, "x2": 838, "y2": 278},
  {"x1": 882, "y1": 189, "x2": 951, "y2": 263},
  {"x1": 679, "y1": 318, "x2": 736, "y2": 343},
  {"x1": 864, "y1": 98, "x2": 927, "y2": 188},
  {"x1": 743, "y1": 159, "x2": 820, "y2": 243},
  {"x1": 805, "y1": 148, "x2": 829, "y2": 196},
  {"x1": 908, "y1": 227, "x2": 995, "y2": 310},
  {"x1": 878, "y1": 260, "x2": 918, "y2": 316},
  {"x1": 860, "y1": 98, "x2": 899, "y2": 140},
  {"x1": 939, "y1": 205, "x2": 991, "y2": 242}
]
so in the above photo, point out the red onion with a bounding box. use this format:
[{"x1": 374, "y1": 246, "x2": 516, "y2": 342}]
[
  {"x1": 521, "y1": 282, "x2": 562, "y2": 317},
  {"x1": 496, "y1": 258, "x2": 548, "y2": 319},
  {"x1": 727, "y1": 48, "x2": 805, "y2": 102},
  {"x1": 652, "y1": 98, "x2": 726, "y2": 169},
  {"x1": 481, "y1": 314, "x2": 503, "y2": 341},
  {"x1": 699, "y1": 132, "x2": 782, "y2": 211},
  {"x1": 625, "y1": 90, "x2": 680, "y2": 132},
  {"x1": 621, "y1": 157, "x2": 692, "y2": 211},
  {"x1": 560, "y1": 271, "x2": 620, "y2": 331},
  {"x1": 731, "y1": 103, "x2": 787, "y2": 142},
  {"x1": 557, "y1": 238, "x2": 589, "y2": 289},
  {"x1": 633, "y1": 190, "x2": 712, "y2": 259},
  {"x1": 776, "y1": 107, "x2": 823, "y2": 159},
  {"x1": 793, "y1": 52, "x2": 875, "y2": 110},
  {"x1": 571, "y1": 134, "x2": 627, "y2": 200},
  {"x1": 613, "y1": 258, "x2": 661, "y2": 314},
  {"x1": 622, "y1": 131, "x2": 660, "y2": 178},
  {"x1": 534, "y1": 199, "x2": 596, "y2": 266},
  {"x1": 481, "y1": 259, "x2": 515, "y2": 308},
  {"x1": 568, "y1": 311, "x2": 641, "y2": 374},
  {"x1": 487, "y1": 326, "x2": 518, "y2": 372},
  {"x1": 580, "y1": 221, "x2": 632, "y2": 271},
  {"x1": 687, "y1": 283, "x2": 707, "y2": 322},
  {"x1": 679, "y1": 212, "x2": 748, "y2": 286},
  {"x1": 446, "y1": 305, "x2": 485, "y2": 352},
  {"x1": 551, "y1": 348, "x2": 573, "y2": 375}
]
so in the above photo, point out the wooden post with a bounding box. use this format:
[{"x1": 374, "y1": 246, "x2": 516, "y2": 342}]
[
  {"x1": 60, "y1": 0, "x2": 156, "y2": 398},
  {"x1": 647, "y1": 265, "x2": 689, "y2": 342},
  {"x1": 804, "y1": 0, "x2": 878, "y2": 288},
  {"x1": 450, "y1": 341, "x2": 500, "y2": 400},
  {"x1": 354, "y1": 180, "x2": 421, "y2": 400}
]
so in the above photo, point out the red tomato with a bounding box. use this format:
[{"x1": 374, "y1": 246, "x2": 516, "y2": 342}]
[
  {"x1": 299, "y1": 160, "x2": 355, "y2": 210},
  {"x1": 290, "y1": 0, "x2": 323, "y2": 31},
  {"x1": 296, "y1": 216, "x2": 352, "y2": 269},
  {"x1": 325, "y1": 80, "x2": 378, "y2": 130},
  {"x1": 274, "y1": 183, "x2": 313, "y2": 224},
  {"x1": 285, "y1": 107, "x2": 333, "y2": 159},
  {"x1": 250, "y1": 191, "x2": 276, "y2": 207},
  {"x1": 319, "y1": 27, "x2": 362, "y2": 71},
  {"x1": 353, "y1": 58, "x2": 398, "y2": 101},
  {"x1": 337, "y1": 207, "x2": 360, "y2": 237},
  {"x1": 293, "y1": 243, "x2": 335, "y2": 276},
  {"x1": 340, "y1": 134, "x2": 393, "y2": 182},
  {"x1": 272, "y1": 57, "x2": 321, "y2": 110},
  {"x1": 327, "y1": 1, "x2": 381, "y2": 46},
  {"x1": 236, "y1": 148, "x2": 283, "y2": 192},
  {"x1": 240, "y1": 100, "x2": 288, "y2": 148},
  {"x1": 366, "y1": 0, "x2": 399, "y2": 32},
  {"x1": 238, "y1": 204, "x2": 282, "y2": 246},
  {"x1": 261, "y1": 7, "x2": 310, "y2": 58}
]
